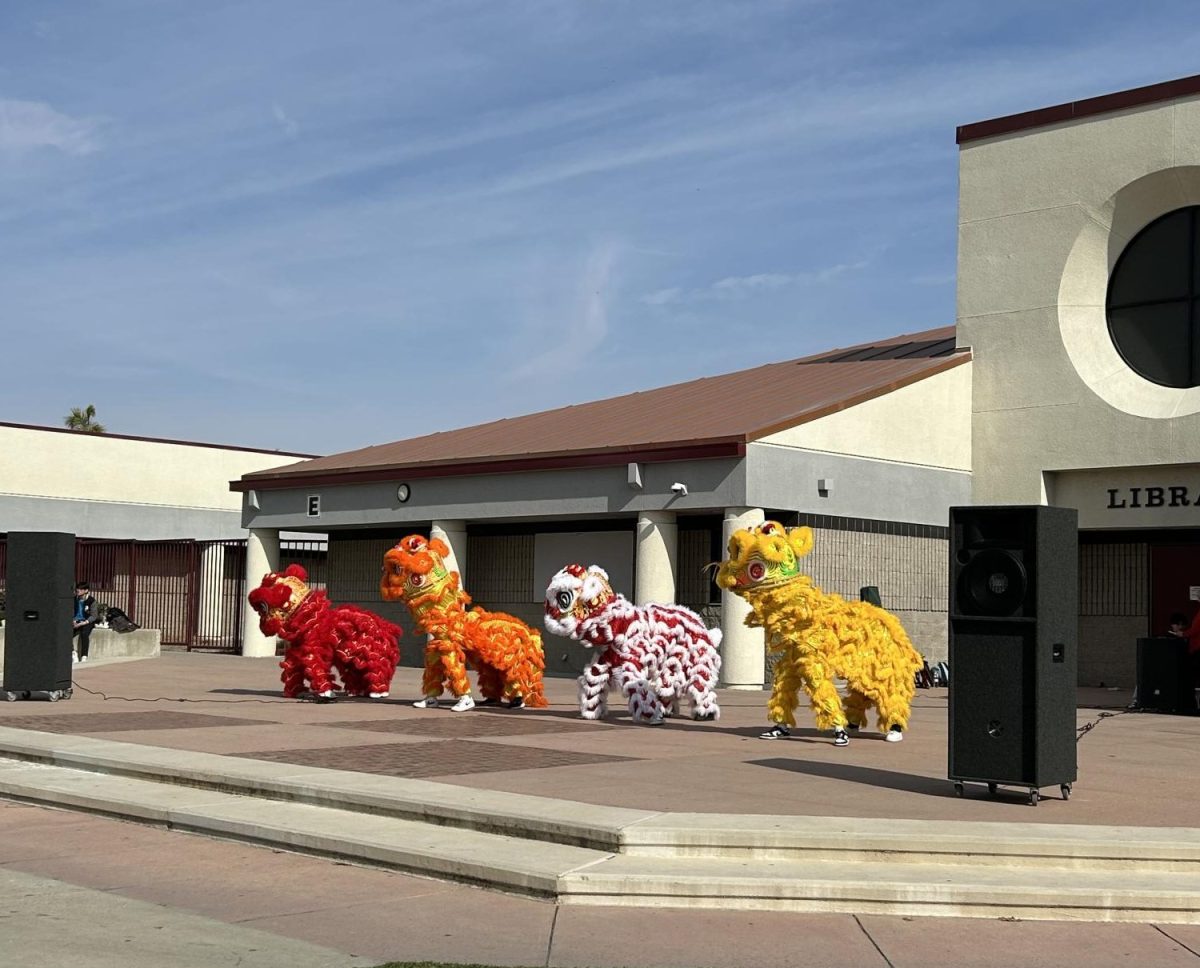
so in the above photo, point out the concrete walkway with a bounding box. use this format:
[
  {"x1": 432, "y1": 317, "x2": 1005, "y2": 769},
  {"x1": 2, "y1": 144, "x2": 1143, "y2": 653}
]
[{"x1": 0, "y1": 652, "x2": 1198, "y2": 967}]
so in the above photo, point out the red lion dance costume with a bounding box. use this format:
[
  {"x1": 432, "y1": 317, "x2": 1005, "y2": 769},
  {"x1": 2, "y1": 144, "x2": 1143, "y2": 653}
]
[
  {"x1": 543, "y1": 564, "x2": 721, "y2": 725},
  {"x1": 248, "y1": 564, "x2": 402, "y2": 699},
  {"x1": 380, "y1": 535, "x2": 547, "y2": 712}
]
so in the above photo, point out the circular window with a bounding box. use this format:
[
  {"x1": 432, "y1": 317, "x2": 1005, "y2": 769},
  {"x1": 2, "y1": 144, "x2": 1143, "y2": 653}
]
[{"x1": 1107, "y1": 206, "x2": 1200, "y2": 388}]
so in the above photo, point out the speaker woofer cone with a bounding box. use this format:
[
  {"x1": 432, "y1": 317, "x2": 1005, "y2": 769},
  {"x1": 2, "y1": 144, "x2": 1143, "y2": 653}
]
[{"x1": 961, "y1": 548, "x2": 1027, "y2": 617}]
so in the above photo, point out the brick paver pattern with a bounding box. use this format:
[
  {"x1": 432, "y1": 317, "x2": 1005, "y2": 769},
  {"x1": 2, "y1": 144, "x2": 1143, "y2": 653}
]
[
  {"x1": 324, "y1": 712, "x2": 615, "y2": 738},
  {"x1": 0, "y1": 711, "x2": 275, "y2": 733},
  {"x1": 246, "y1": 738, "x2": 639, "y2": 778}
]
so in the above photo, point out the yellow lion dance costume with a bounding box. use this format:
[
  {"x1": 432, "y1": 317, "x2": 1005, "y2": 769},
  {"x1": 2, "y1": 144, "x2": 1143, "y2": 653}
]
[
  {"x1": 716, "y1": 521, "x2": 922, "y2": 747},
  {"x1": 380, "y1": 534, "x2": 547, "y2": 712}
]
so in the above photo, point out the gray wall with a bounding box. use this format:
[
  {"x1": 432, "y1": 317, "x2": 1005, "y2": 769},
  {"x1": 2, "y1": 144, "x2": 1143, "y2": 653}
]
[
  {"x1": 243, "y1": 459, "x2": 746, "y2": 532},
  {"x1": 0, "y1": 494, "x2": 249, "y2": 541},
  {"x1": 745, "y1": 444, "x2": 971, "y2": 528}
]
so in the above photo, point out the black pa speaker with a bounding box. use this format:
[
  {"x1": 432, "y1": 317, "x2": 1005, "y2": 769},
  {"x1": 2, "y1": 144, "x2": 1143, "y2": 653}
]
[
  {"x1": 1136, "y1": 637, "x2": 1194, "y2": 714},
  {"x1": 948, "y1": 506, "x2": 1078, "y2": 800},
  {"x1": 3, "y1": 532, "x2": 76, "y2": 694}
]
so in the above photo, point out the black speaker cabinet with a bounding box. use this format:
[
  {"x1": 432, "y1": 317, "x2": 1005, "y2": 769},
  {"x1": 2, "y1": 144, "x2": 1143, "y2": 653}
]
[
  {"x1": 1136, "y1": 637, "x2": 1194, "y2": 714},
  {"x1": 948, "y1": 506, "x2": 1078, "y2": 805},
  {"x1": 3, "y1": 531, "x2": 76, "y2": 696}
]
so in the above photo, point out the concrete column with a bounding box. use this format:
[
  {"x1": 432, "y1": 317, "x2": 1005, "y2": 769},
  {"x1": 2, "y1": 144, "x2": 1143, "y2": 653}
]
[
  {"x1": 634, "y1": 510, "x2": 677, "y2": 606},
  {"x1": 241, "y1": 528, "x2": 280, "y2": 658},
  {"x1": 720, "y1": 506, "x2": 765, "y2": 690},
  {"x1": 198, "y1": 543, "x2": 225, "y2": 644},
  {"x1": 430, "y1": 520, "x2": 467, "y2": 584}
]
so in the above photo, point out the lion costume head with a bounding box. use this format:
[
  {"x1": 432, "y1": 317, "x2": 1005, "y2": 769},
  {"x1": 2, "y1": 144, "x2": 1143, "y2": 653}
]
[
  {"x1": 248, "y1": 564, "x2": 313, "y2": 636},
  {"x1": 715, "y1": 521, "x2": 814, "y2": 595},
  {"x1": 543, "y1": 563, "x2": 618, "y2": 639},
  {"x1": 380, "y1": 534, "x2": 458, "y2": 609}
]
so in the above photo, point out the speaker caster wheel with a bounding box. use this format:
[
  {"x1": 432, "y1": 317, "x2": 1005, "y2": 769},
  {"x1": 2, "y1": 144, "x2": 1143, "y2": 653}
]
[
  {"x1": 987, "y1": 782, "x2": 998, "y2": 796},
  {"x1": 2, "y1": 691, "x2": 16, "y2": 702},
  {"x1": 47, "y1": 691, "x2": 61, "y2": 702},
  {"x1": 1060, "y1": 783, "x2": 1071, "y2": 801},
  {"x1": 954, "y1": 782, "x2": 964, "y2": 798},
  {"x1": 1029, "y1": 789, "x2": 1039, "y2": 806}
]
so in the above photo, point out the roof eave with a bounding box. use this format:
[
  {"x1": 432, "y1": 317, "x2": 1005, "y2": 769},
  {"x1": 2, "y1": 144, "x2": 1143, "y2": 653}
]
[{"x1": 229, "y1": 439, "x2": 748, "y2": 492}]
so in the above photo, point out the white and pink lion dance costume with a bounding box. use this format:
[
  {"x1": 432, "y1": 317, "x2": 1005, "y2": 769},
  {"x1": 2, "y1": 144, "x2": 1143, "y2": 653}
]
[{"x1": 544, "y1": 564, "x2": 721, "y2": 725}]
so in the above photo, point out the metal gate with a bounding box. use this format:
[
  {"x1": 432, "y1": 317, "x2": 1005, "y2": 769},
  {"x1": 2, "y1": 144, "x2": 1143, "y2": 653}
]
[
  {"x1": 0, "y1": 536, "x2": 327, "y2": 653},
  {"x1": 74, "y1": 539, "x2": 252, "y2": 652}
]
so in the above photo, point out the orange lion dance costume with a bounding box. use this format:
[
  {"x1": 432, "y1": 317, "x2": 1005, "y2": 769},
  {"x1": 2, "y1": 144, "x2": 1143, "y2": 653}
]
[
  {"x1": 380, "y1": 535, "x2": 547, "y2": 712},
  {"x1": 716, "y1": 522, "x2": 922, "y2": 747},
  {"x1": 249, "y1": 564, "x2": 402, "y2": 699}
]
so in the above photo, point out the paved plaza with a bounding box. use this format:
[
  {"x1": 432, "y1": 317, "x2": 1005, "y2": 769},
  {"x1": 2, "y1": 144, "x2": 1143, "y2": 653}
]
[{"x1": 0, "y1": 652, "x2": 1197, "y2": 967}]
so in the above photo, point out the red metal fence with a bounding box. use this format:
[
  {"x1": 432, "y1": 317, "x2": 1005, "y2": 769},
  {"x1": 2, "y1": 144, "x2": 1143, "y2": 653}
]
[{"x1": 0, "y1": 537, "x2": 327, "y2": 653}]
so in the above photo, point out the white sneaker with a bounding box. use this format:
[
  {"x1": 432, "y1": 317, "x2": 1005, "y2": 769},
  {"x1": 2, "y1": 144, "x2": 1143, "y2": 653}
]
[
  {"x1": 412, "y1": 696, "x2": 439, "y2": 709},
  {"x1": 451, "y1": 694, "x2": 475, "y2": 713},
  {"x1": 72, "y1": 654, "x2": 79, "y2": 664},
  {"x1": 833, "y1": 729, "x2": 850, "y2": 747},
  {"x1": 80, "y1": 656, "x2": 87, "y2": 663},
  {"x1": 368, "y1": 692, "x2": 389, "y2": 699},
  {"x1": 885, "y1": 727, "x2": 904, "y2": 743}
]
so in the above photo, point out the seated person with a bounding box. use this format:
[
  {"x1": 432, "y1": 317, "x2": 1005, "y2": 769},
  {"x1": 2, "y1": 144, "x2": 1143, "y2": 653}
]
[{"x1": 72, "y1": 581, "x2": 99, "y2": 663}]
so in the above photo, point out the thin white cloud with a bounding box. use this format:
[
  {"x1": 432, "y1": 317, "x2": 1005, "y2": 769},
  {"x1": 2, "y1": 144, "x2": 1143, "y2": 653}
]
[
  {"x1": 271, "y1": 103, "x2": 299, "y2": 138},
  {"x1": 644, "y1": 260, "x2": 868, "y2": 306},
  {"x1": 0, "y1": 98, "x2": 98, "y2": 155},
  {"x1": 511, "y1": 241, "x2": 619, "y2": 381}
]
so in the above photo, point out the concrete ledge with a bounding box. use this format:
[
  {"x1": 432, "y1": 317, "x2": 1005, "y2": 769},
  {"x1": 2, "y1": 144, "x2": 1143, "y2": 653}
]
[
  {"x1": 0, "y1": 628, "x2": 160, "y2": 674},
  {"x1": 2, "y1": 726, "x2": 1200, "y2": 874},
  {"x1": 0, "y1": 726, "x2": 658, "y2": 851},
  {"x1": 620, "y1": 813, "x2": 1200, "y2": 871}
]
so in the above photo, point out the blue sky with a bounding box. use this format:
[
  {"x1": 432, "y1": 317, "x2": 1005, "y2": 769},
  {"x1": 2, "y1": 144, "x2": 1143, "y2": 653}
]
[{"x1": 2, "y1": 1, "x2": 1196, "y2": 455}]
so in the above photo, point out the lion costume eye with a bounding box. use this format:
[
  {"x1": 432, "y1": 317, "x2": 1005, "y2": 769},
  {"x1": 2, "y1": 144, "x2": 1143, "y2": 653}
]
[
  {"x1": 409, "y1": 574, "x2": 425, "y2": 587},
  {"x1": 555, "y1": 590, "x2": 573, "y2": 611},
  {"x1": 747, "y1": 560, "x2": 767, "y2": 582}
]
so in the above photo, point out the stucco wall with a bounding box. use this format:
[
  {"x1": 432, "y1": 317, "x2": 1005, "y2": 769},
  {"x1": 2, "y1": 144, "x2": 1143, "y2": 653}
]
[
  {"x1": 243, "y1": 458, "x2": 747, "y2": 532},
  {"x1": 957, "y1": 96, "x2": 1200, "y2": 506},
  {"x1": 1, "y1": 424, "x2": 310, "y2": 540},
  {"x1": 759, "y1": 362, "x2": 972, "y2": 471},
  {"x1": 745, "y1": 443, "x2": 970, "y2": 527}
]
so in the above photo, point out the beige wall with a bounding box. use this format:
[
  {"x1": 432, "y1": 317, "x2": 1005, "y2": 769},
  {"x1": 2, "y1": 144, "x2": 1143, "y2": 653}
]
[
  {"x1": 957, "y1": 95, "x2": 1200, "y2": 506},
  {"x1": 759, "y1": 362, "x2": 972, "y2": 471},
  {"x1": 0, "y1": 425, "x2": 306, "y2": 513}
]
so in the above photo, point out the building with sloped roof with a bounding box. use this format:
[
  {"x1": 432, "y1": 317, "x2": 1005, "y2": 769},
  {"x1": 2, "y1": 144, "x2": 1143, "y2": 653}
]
[{"x1": 233, "y1": 326, "x2": 972, "y2": 684}]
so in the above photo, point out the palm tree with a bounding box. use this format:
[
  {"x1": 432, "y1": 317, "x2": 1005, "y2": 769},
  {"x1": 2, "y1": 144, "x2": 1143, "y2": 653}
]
[{"x1": 64, "y1": 404, "x2": 106, "y2": 434}]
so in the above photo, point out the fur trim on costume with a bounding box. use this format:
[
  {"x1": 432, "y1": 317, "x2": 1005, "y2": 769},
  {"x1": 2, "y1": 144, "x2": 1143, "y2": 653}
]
[
  {"x1": 380, "y1": 535, "x2": 547, "y2": 707},
  {"x1": 544, "y1": 565, "x2": 722, "y2": 724},
  {"x1": 248, "y1": 565, "x2": 402, "y2": 699},
  {"x1": 715, "y1": 522, "x2": 922, "y2": 735}
]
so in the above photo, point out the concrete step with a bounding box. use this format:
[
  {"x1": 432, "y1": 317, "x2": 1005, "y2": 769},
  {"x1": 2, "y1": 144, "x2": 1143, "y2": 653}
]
[
  {"x1": 0, "y1": 725, "x2": 654, "y2": 850},
  {"x1": 0, "y1": 759, "x2": 610, "y2": 896},
  {"x1": 559, "y1": 854, "x2": 1200, "y2": 923},
  {"x1": 3, "y1": 727, "x2": 1198, "y2": 876},
  {"x1": 621, "y1": 813, "x2": 1200, "y2": 872},
  {"x1": 2, "y1": 728, "x2": 1200, "y2": 922}
]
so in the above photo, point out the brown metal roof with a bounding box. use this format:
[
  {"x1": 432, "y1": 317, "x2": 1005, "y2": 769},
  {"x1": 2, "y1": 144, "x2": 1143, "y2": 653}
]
[
  {"x1": 234, "y1": 325, "x2": 965, "y2": 490},
  {"x1": 957, "y1": 73, "x2": 1200, "y2": 145}
]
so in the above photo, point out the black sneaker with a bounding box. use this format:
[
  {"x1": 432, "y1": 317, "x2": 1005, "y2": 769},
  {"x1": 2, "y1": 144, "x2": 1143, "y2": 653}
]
[
  {"x1": 833, "y1": 729, "x2": 850, "y2": 747},
  {"x1": 847, "y1": 722, "x2": 861, "y2": 732},
  {"x1": 476, "y1": 697, "x2": 499, "y2": 707},
  {"x1": 759, "y1": 723, "x2": 791, "y2": 739},
  {"x1": 503, "y1": 696, "x2": 524, "y2": 709}
]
